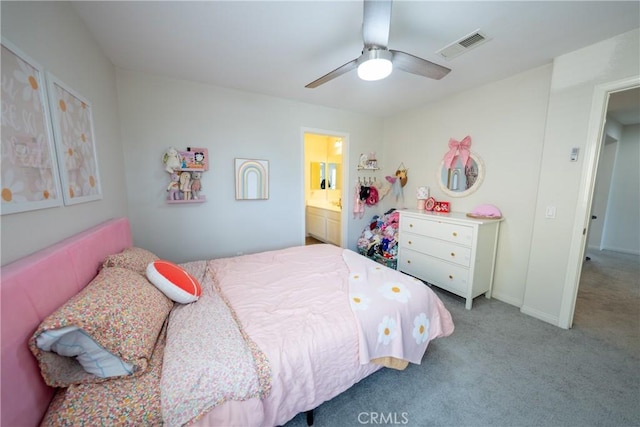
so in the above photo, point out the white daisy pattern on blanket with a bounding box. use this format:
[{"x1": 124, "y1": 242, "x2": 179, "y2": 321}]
[
  {"x1": 350, "y1": 272, "x2": 364, "y2": 283},
  {"x1": 343, "y1": 249, "x2": 454, "y2": 366},
  {"x1": 379, "y1": 281, "x2": 412, "y2": 303},
  {"x1": 349, "y1": 292, "x2": 371, "y2": 311},
  {"x1": 377, "y1": 315, "x2": 398, "y2": 345},
  {"x1": 412, "y1": 313, "x2": 430, "y2": 345}
]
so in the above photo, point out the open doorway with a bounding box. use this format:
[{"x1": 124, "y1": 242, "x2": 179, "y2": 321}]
[
  {"x1": 585, "y1": 133, "x2": 618, "y2": 256},
  {"x1": 562, "y1": 83, "x2": 640, "y2": 328},
  {"x1": 302, "y1": 130, "x2": 347, "y2": 247},
  {"x1": 574, "y1": 88, "x2": 639, "y2": 344}
]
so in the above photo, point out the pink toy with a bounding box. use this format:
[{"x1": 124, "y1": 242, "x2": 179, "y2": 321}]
[
  {"x1": 166, "y1": 173, "x2": 181, "y2": 200},
  {"x1": 190, "y1": 171, "x2": 202, "y2": 199}
]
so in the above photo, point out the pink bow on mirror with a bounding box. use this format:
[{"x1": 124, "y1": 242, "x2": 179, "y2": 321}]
[{"x1": 443, "y1": 136, "x2": 472, "y2": 169}]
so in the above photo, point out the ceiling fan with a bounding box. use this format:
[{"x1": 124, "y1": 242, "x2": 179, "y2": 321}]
[{"x1": 305, "y1": 0, "x2": 451, "y2": 88}]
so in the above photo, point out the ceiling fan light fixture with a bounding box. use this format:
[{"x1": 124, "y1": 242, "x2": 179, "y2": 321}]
[
  {"x1": 357, "y1": 49, "x2": 393, "y2": 81},
  {"x1": 305, "y1": 1, "x2": 451, "y2": 88}
]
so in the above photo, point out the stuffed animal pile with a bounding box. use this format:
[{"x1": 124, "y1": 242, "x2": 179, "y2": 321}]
[{"x1": 357, "y1": 208, "x2": 399, "y2": 267}]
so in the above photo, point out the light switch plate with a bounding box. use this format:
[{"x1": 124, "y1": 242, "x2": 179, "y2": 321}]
[
  {"x1": 546, "y1": 206, "x2": 556, "y2": 218},
  {"x1": 570, "y1": 147, "x2": 579, "y2": 162}
]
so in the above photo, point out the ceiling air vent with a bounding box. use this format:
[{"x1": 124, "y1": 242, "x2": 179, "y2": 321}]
[{"x1": 436, "y1": 30, "x2": 491, "y2": 60}]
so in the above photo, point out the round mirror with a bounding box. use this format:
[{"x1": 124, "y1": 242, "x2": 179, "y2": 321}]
[{"x1": 437, "y1": 152, "x2": 485, "y2": 197}]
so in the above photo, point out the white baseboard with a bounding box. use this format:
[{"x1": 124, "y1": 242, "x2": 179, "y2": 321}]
[
  {"x1": 601, "y1": 246, "x2": 640, "y2": 256},
  {"x1": 491, "y1": 292, "x2": 522, "y2": 308},
  {"x1": 520, "y1": 305, "x2": 561, "y2": 328},
  {"x1": 586, "y1": 245, "x2": 640, "y2": 256}
]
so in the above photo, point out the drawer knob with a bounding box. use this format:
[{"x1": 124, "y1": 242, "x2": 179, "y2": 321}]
[
  {"x1": 407, "y1": 260, "x2": 411, "y2": 264},
  {"x1": 409, "y1": 223, "x2": 413, "y2": 228},
  {"x1": 408, "y1": 240, "x2": 412, "y2": 245},
  {"x1": 450, "y1": 252, "x2": 455, "y2": 257},
  {"x1": 452, "y1": 232, "x2": 458, "y2": 237},
  {"x1": 448, "y1": 275, "x2": 453, "y2": 280}
]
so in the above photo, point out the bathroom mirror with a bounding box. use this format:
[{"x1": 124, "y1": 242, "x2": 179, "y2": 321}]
[
  {"x1": 437, "y1": 152, "x2": 484, "y2": 197},
  {"x1": 310, "y1": 162, "x2": 340, "y2": 190}
]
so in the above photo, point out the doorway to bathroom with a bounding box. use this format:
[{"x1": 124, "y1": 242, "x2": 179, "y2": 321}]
[{"x1": 303, "y1": 130, "x2": 346, "y2": 247}]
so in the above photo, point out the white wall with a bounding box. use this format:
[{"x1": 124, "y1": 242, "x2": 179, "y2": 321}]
[
  {"x1": 382, "y1": 65, "x2": 553, "y2": 307},
  {"x1": 116, "y1": 70, "x2": 383, "y2": 263},
  {"x1": 523, "y1": 28, "x2": 640, "y2": 325},
  {"x1": 602, "y1": 124, "x2": 639, "y2": 254},
  {"x1": 1, "y1": 1, "x2": 128, "y2": 265}
]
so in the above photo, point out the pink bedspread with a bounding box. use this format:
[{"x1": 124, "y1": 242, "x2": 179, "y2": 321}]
[
  {"x1": 194, "y1": 244, "x2": 381, "y2": 426},
  {"x1": 192, "y1": 244, "x2": 453, "y2": 427}
]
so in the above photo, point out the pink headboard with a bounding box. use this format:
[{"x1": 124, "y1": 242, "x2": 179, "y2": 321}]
[{"x1": 1, "y1": 217, "x2": 133, "y2": 427}]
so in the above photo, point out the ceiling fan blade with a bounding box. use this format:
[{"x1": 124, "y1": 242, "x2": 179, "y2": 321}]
[
  {"x1": 305, "y1": 58, "x2": 358, "y2": 88},
  {"x1": 390, "y1": 50, "x2": 451, "y2": 80},
  {"x1": 362, "y1": 0, "x2": 392, "y2": 48}
]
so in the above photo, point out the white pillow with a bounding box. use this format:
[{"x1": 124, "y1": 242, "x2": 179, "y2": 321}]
[{"x1": 36, "y1": 326, "x2": 133, "y2": 378}]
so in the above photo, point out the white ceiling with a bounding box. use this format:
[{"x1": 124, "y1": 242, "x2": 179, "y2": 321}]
[{"x1": 72, "y1": 1, "x2": 640, "y2": 118}]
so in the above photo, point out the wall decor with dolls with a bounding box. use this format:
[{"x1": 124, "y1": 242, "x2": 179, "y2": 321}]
[{"x1": 162, "y1": 147, "x2": 208, "y2": 204}]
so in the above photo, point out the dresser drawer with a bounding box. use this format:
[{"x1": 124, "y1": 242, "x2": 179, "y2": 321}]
[
  {"x1": 399, "y1": 233, "x2": 471, "y2": 267},
  {"x1": 398, "y1": 248, "x2": 469, "y2": 297},
  {"x1": 400, "y1": 217, "x2": 473, "y2": 245}
]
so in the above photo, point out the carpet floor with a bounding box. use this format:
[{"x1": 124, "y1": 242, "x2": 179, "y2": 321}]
[{"x1": 284, "y1": 249, "x2": 640, "y2": 427}]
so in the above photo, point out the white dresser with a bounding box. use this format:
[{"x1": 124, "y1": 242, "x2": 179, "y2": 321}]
[{"x1": 397, "y1": 209, "x2": 502, "y2": 309}]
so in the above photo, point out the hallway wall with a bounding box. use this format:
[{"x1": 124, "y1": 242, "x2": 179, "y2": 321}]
[{"x1": 601, "y1": 124, "x2": 640, "y2": 254}]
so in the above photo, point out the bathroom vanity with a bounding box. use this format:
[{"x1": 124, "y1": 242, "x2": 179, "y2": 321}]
[{"x1": 306, "y1": 202, "x2": 341, "y2": 246}]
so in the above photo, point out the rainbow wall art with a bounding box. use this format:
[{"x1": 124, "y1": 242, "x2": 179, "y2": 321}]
[{"x1": 235, "y1": 158, "x2": 269, "y2": 200}]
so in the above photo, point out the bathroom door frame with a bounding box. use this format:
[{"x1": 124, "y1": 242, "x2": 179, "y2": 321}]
[{"x1": 300, "y1": 127, "x2": 350, "y2": 247}]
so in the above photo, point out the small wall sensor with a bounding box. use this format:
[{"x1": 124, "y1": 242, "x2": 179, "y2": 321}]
[{"x1": 570, "y1": 147, "x2": 579, "y2": 162}]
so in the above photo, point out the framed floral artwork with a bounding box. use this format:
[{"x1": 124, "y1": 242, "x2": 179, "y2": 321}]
[
  {"x1": 235, "y1": 158, "x2": 269, "y2": 200},
  {"x1": 1, "y1": 39, "x2": 63, "y2": 215},
  {"x1": 46, "y1": 73, "x2": 102, "y2": 205}
]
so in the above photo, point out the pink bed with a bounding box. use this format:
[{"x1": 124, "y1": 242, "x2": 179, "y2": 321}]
[
  {"x1": 1, "y1": 218, "x2": 132, "y2": 427},
  {"x1": 1, "y1": 217, "x2": 453, "y2": 426}
]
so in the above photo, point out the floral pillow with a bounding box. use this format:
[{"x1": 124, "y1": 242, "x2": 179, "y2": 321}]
[
  {"x1": 102, "y1": 247, "x2": 159, "y2": 274},
  {"x1": 29, "y1": 267, "x2": 174, "y2": 387},
  {"x1": 41, "y1": 321, "x2": 168, "y2": 426}
]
